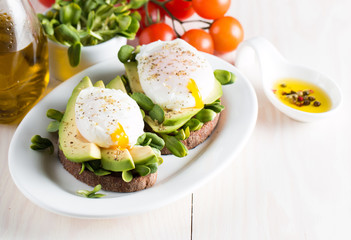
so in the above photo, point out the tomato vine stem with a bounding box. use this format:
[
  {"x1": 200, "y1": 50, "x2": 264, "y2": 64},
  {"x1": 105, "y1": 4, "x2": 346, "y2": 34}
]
[{"x1": 149, "y1": 0, "x2": 212, "y2": 38}]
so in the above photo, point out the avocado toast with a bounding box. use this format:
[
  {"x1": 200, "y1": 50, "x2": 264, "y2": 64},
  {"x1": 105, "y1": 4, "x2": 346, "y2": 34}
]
[
  {"x1": 57, "y1": 76, "x2": 164, "y2": 192},
  {"x1": 118, "y1": 39, "x2": 235, "y2": 157}
]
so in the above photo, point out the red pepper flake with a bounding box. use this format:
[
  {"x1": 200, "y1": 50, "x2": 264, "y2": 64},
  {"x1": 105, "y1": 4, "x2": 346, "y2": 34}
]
[
  {"x1": 297, "y1": 96, "x2": 304, "y2": 101},
  {"x1": 272, "y1": 89, "x2": 277, "y2": 94}
]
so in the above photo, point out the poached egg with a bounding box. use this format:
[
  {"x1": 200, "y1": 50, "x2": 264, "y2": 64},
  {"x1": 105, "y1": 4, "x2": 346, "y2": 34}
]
[
  {"x1": 136, "y1": 39, "x2": 216, "y2": 111},
  {"x1": 75, "y1": 87, "x2": 144, "y2": 149}
]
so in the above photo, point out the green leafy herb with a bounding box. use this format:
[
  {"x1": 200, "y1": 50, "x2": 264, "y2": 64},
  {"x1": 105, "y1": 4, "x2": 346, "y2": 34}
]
[
  {"x1": 39, "y1": 0, "x2": 143, "y2": 67},
  {"x1": 46, "y1": 109, "x2": 64, "y2": 122},
  {"x1": 118, "y1": 45, "x2": 135, "y2": 63},
  {"x1": 84, "y1": 160, "x2": 111, "y2": 176},
  {"x1": 161, "y1": 134, "x2": 188, "y2": 158},
  {"x1": 117, "y1": 44, "x2": 140, "y2": 63},
  {"x1": 79, "y1": 162, "x2": 85, "y2": 175},
  {"x1": 214, "y1": 70, "x2": 236, "y2": 85},
  {"x1": 175, "y1": 128, "x2": 186, "y2": 140},
  {"x1": 30, "y1": 135, "x2": 54, "y2": 154},
  {"x1": 137, "y1": 132, "x2": 165, "y2": 150},
  {"x1": 184, "y1": 118, "x2": 203, "y2": 131},
  {"x1": 135, "y1": 165, "x2": 151, "y2": 176},
  {"x1": 93, "y1": 169, "x2": 111, "y2": 176},
  {"x1": 184, "y1": 126, "x2": 190, "y2": 139},
  {"x1": 77, "y1": 184, "x2": 106, "y2": 198},
  {"x1": 146, "y1": 162, "x2": 158, "y2": 174},
  {"x1": 68, "y1": 42, "x2": 82, "y2": 67},
  {"x1": 131, "y1": 92, "x2": 154, "y2": 112},
  {"x1": 195, "y1": 109, "x2": 216, "y2": 123},
  {"x1": 46, "y1": 121, "x2": 60, "y2": 132},
  {"x1": 122, "y1": 170, "x2": 133, "y2": 182},
  {"x1": 149, "y1": 104, "x2": 165, "y2": 124},
  {"x1": 205, "y1": 99, "x2": 225, "y2": 113}
]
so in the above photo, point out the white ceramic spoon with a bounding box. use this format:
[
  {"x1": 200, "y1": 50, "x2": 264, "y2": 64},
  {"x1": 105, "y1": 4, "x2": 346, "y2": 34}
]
[{"x1": 235, "y1": 36, "x2": 342, "y2": 122}]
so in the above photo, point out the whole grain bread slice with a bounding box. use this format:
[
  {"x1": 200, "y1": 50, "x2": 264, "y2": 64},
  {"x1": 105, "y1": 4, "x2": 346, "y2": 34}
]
[
  {"x1": 161, "y1": 113, "x2": 220, "y2": 155},
  {"x1": 58, "y1": 149, "x2": 157, "y2": 192},
  {"x1": 58, "y1": 113, "x2": 219, "y2": 191}
]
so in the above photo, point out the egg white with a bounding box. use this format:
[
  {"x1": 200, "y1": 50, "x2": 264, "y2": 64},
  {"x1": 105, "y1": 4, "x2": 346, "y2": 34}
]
[
  {"x1": 75, "y1": 87, "x2": 144, "y2": 148},
  {"x1": 136, "y1": 39, "x2": 216, "y2": 111}
]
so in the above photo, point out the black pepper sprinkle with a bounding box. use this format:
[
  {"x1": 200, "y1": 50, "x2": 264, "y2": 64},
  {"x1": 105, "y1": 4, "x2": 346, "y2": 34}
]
[
  {"x1": 313, "y1": 101, "x2": 321, "y2": 107},
  {"x1": 308, "y1": 96, "x2": 315, "y2": 101}
]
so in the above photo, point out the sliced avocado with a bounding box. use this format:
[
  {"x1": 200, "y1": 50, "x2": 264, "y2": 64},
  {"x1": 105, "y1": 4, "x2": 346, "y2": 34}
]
[
  {"x1": 129, "y1": 146, "x2": 158, "y2": 165},
  {"x1": 203, "y1": 79, "x2": 223, "y2": 104},
  {"x1": 93, "y1": 80, "x2": 105, "y2": 88},
  {"x1": 144, "y1": 108, "x2": 201, "y2": 134},
  {"x1": 59, "y1": 77, "x2": 101, "y2": 162},
  {"x1": 106, "y1": 76, "x2": 127, "y2": 93},
  {"x1": 124, "y1": 62, "x2": 143, "y2": 93},
  {"x1": 101, "y1": 148, "x2": 135, "y2": 172}
]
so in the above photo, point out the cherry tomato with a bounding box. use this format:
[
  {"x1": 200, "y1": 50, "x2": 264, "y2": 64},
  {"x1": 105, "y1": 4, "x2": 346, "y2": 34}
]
[
  {"x1": 165, "y1": 0, "x2": 195, "y2": 21},
  {"x1": 136, "y1": 2, "x2": 166, "y2": 29},
  {"x1": 192, "y1": 0, "x2": 231, "y2": 20},
  {"x1": 209, "y1": 16, "x2": 244, "y2": 52},
  {"x1": 39, "y1": 0, "x2": 55, "y2": 7},
  {"x1": 139, "y1": 23, "x2": 176, "y2": 45},
  {"x1": 181, "y1": 29, "x2": 214, "y2": 54}
]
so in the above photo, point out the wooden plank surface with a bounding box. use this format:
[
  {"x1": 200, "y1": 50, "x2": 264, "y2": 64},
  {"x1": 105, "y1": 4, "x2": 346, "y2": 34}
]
[{"x1": 193, "y1": 0, "x2": 351, "y2": 239}]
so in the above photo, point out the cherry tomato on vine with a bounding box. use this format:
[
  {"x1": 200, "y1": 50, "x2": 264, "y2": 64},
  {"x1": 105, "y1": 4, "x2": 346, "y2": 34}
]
[
  {"x1": 181, "y1": 29, "x2": 214, "y2": 54},
  {"x1": 192, "y1": 0, "x2": 231, "y2": 20},
  {"x1": 209, "y1": 16, "x2": 244, "y2": 52},
  {"x1": 139, "y1": 23, "x2": 176, "y2": 45},
  {"x1": 134, "y1": 2, "x2": 166, "y2": 36},
  {"x1": 165, "y1": 0, "x2": 195, "y2": 21},
  {"x1": 39, "y1": 0, "x2": 55, "y2": 7}
]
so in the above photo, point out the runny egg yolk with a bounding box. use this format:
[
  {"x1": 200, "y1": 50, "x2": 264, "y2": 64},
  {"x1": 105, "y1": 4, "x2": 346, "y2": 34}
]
[
  {"x1": 187, "y1": 79, "x2": 204, "y2": 108},
  {"x1": 110, "y1": 122, "x2": 130, "y2": 150}
]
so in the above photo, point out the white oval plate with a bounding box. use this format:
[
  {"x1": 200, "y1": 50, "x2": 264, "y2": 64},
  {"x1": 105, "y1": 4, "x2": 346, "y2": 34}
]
[{"x1": 8, "y1": 54, "x2": 257, "y2": 218}]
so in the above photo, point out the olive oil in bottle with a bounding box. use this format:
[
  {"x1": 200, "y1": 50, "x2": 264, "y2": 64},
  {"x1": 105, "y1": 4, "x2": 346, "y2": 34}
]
[{"x1": 0, "y1": 1, "x2": 49, "y2": 124}]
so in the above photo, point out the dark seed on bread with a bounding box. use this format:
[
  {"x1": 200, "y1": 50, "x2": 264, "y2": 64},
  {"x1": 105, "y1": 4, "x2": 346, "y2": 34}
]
[
  {"x1": 161, "y1": 113, "x2": 220, "y2": 155},
  {"x1": 58, "y1": 149, "x2": 157, "y2": 193}
]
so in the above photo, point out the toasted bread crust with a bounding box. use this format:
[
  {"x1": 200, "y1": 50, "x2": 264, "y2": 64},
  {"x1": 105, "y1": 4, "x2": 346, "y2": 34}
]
[
  {"x1": 58, "y1": 149, "x2": 157, "y2": 192},
  {"x1": 161, "y1": 113, "x2": 220, "y2": 155}
]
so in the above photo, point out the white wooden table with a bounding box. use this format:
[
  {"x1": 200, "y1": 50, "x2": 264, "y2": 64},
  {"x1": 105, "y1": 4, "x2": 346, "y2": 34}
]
[{"x1": 1, "y1": 0, "x2": 351, "y2": 239}]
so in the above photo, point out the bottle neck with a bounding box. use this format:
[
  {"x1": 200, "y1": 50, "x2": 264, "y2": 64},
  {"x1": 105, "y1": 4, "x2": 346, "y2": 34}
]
[{"x1": 0, "y1": 0, "x2": 37, "y2": 52}]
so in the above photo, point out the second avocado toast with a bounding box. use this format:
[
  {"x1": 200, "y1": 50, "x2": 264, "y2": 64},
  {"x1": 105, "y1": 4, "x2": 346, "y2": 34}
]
[{"x1": 118, "y1": 39, "x2": 235, "y2": 158}]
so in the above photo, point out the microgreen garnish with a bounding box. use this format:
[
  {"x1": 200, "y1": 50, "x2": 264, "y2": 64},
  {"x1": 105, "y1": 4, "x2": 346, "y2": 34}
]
[
  {"x1": 30, "y1": 135, "x2": 54, "y2": 154},
  {"x1": 47, "y1": 121, "x2": 60, "y2": 132},
  {"x1": 205, "y1": 99, "x2": 225, "y2": 113},
  {"x1": 161, "y1": 134, "x2": 188, "y2": 158},
  {"x1": 214, "y1": 69, "x2": 236, "y2": 85},
  {"x1": 137, "y1": 132, "x2": 165, "y2": 150},
  {"x1": 46, "y1": 109, "x2": 64, "y2": 133},
  {"x1": 77, "y1": 184, "x2": 106, "y2": 198},
  {"x1": 195, "y1": 109, "x2": 216, "y2": 123},
  {"x1": 122, "y1": 170, "x2": 133, "y2": 182},
  {"x1": 38, "y1": 0, "x2": 146, "y2": 67},
  {"x1": 46, "y1": 109, "x2": 64, "y2": 121}
]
